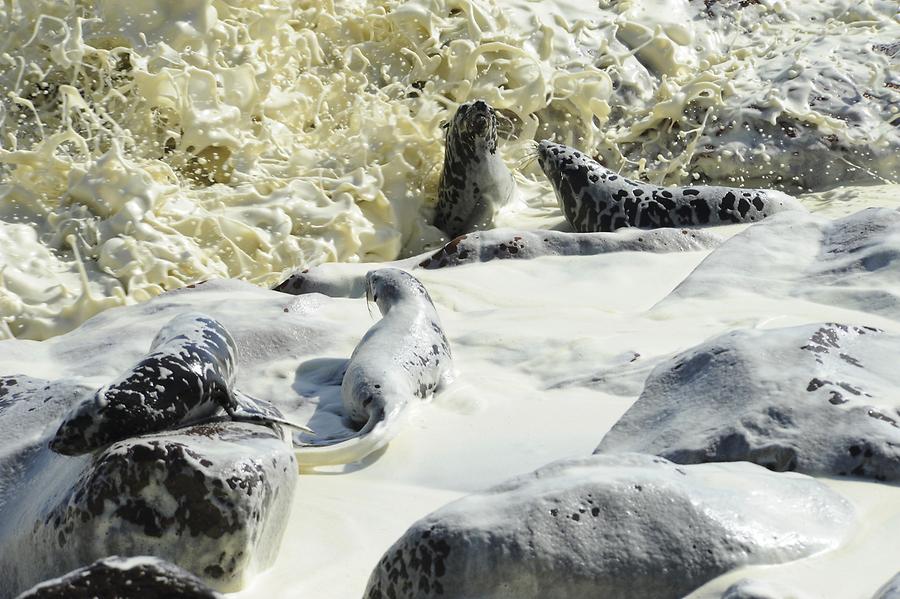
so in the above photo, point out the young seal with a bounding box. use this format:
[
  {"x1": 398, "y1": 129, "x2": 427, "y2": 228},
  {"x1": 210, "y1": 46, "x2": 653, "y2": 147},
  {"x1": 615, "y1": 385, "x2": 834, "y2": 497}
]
[
  {"x1": 537, "y1": 140, "x2": 805, "y2": 232},
  {"x1": 296, "y1": 268, "x2": 452, "y2": 468},
  {"x1": 433, "y1": 100, "x2": 516, "y2": 239},
  {"x1": 49, "y1": 312, "x2": 311, "y2": 456}
]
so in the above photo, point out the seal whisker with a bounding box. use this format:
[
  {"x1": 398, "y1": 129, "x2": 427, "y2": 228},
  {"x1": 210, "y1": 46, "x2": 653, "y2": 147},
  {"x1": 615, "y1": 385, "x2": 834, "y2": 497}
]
[{"x1": 366, "y1": 281, "x2": 377, "y2": 320}]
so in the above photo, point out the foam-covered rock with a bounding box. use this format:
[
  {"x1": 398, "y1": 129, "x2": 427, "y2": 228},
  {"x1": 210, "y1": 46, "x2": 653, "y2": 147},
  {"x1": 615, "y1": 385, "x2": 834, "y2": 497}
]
[
  {"x1": 364, "y1": 454, "x2": 853, "y2": 599},
  {"x1": 719, "y1": 579, "x2": 815, "y2": 599},
  {"x1": 14, "y1": 556, "x2": 220, "y2": 599},
  {"x1": 0, "y1": 417, "x2": 295, "y2": 597},
  {"x1": 0, "y1": 281, "x2": 317, "y2": 597},
  {"x1": 874, "y1": 573, "x2": 900, "y2": 599},
  {"x1": 417, "y1": 228, "x2": 720, "y2": 269},
  {"x1": 596, "y1": 323, "x2": 900, "y2": 482},
  {"x1": 658, "y1": 208, "x2": 900, "y2": 320},
  {"x1": 273, "y1": 227, "x2": 720, "y2": 298}
]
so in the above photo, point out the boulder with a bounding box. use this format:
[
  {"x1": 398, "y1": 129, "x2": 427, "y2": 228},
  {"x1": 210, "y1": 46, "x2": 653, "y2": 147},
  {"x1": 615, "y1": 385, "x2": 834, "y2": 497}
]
[
  {"x1": 596, "y1": 323, "x2": 900, "y2": 482},
  {"x1": 365, "y1": 454, "x2": 853, "y2": 599},
  {"x1": 874, "y1": 572, "x2": 900, "y2": 599},
  {"x1": 14, "y1": 556, "x2": 220, "y2": 599},
  {"x1": 0, "y1": 419, "x2": 296, "y2": 598}
]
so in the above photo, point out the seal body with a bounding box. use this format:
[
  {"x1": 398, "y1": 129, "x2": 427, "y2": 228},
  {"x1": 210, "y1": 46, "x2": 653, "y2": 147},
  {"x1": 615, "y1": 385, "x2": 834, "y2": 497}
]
[
  {"x1": 537, "y1": 140, "x2": 805, "y2": 232},
  {"x1": 433, "y1": 100, "x2": 516, "y2": 239},
  {"x1": 50, "y1": 312, "x2": 307, "y2": 456},
  {"x1": 297, "y1": 268, "x2": 452, "y2": 467}
]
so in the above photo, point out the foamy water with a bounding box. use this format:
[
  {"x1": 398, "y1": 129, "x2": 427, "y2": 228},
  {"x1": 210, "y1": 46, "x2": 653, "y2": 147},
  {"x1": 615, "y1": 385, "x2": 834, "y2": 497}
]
[
  {"x1": 1, "y1": 0, "x2": 899, "y2": 597},
  {"x1": 1, "y1": 0, "x2": 897, "y2": 339}
]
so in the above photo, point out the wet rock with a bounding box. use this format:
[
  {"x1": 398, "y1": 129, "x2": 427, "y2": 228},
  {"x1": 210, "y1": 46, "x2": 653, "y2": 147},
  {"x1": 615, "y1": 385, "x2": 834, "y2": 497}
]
[
  {"x1": 417, "y1": 228, "x2": 720, "y2": 269},
  {"x1": 596, "y1": 323, "x2": 900, "y2": 482},
  {"x1": 873, "y1": 572, "x2": 900, "y2": 599},
  {"x1": 14, "y1": 556, "x2": 220, "y2": 599},
  {"x1": 365, "y1": 453, "x2": 853, "y2": 599},
  {"x1": 720, "y1": 578, "x2": 816, "y2": 599},
  {"x1": 0, "y1": 376, "x2": 296, "y2": 597},
  {"x1": 658, "y1": 208, "x2": 900, "y2": 321},
  {"x1": 274, "y1": 227, "x2": 720, "y2": 298}
]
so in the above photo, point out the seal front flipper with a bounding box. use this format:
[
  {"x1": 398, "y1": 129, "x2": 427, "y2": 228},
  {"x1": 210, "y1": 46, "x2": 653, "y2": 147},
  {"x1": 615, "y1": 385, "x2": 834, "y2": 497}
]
[{"x1": 229, "y1": 390, "x2": 314, "y2": 434}]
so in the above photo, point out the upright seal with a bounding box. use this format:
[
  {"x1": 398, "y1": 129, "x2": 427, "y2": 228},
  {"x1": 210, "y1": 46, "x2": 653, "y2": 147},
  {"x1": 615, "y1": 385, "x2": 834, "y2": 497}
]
[
  {"x1": 537, "y1": 140, "x2": 805, "y2": 232},
  {"x1": 433, "y1": 100, "x2": 516, "y2": 239},
  {"x1": 296, "y1": 268, "x2": 452, "y2": 468}
]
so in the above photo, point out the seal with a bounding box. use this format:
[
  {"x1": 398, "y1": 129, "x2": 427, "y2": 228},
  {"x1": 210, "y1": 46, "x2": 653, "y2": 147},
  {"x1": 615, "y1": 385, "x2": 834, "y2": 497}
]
[
  {"x1": 296, "y1": 268, "x2": 452, "y2": 468},
  {"x1": 49, "y1": 312, "x2": 311, "y2": 456},
  {"x1": 537, "y1": 140, "x2": 805, "y2": 232},
  {"x1": 433, "y1": 100, "x2": 516, "y2": 239}
]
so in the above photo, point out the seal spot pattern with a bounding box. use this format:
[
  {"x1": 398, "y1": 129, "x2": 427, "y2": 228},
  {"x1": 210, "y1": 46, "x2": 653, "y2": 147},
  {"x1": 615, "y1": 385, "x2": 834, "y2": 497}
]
[
  {"x1": 536, "y1": 140, "x2": 804, "y2": 232},
  {"x1": 434, "y1": 100, "x2": 515, "y2": 238}
]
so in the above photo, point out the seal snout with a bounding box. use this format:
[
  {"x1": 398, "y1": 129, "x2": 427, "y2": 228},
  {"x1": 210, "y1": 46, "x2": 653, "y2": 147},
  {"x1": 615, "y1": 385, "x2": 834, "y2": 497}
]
[
  {"x1": 536, "y1": 139, "x2": 558, "y2": 174},
  {"x1": 464, "y1": 100, "x2": 493, "y2": 136}
]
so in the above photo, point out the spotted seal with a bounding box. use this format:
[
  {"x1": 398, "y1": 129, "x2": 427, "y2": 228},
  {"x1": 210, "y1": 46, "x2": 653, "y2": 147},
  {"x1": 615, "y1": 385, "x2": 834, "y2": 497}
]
[
  {"x1": 433, "y1": 100, "x2": 516, "y2": 239},
  {"x1": 537, "y1": 140, "x2": 805, "y2": 232},
  {"x1": 49, "y1": 312, "x2": 311, "y2": 456},
  {"x1": 296, "y1": 268, "x2": 452, "y2": 468}
]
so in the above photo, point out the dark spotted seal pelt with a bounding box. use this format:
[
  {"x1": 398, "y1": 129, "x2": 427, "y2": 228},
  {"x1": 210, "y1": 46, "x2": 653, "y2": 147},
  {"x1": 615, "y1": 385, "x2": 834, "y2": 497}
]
[
  {"x1": 296, "y1": 268, "x2": 452, "y2": 468},
  {"x1": 50, "y1": 312, "x2": 311, "y2": 455},
  {"x1": 433, "y1": 100, "x2": 516, "y2": 239},
  {"x1": 537, "y1": 140, "x2": 805, "y2": 232}
]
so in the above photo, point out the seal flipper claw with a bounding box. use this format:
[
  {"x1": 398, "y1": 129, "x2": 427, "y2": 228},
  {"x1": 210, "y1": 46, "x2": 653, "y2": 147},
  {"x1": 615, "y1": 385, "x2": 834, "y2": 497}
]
[{"x1": 230, "y1": 390, "x2": 315, "y2": 434}]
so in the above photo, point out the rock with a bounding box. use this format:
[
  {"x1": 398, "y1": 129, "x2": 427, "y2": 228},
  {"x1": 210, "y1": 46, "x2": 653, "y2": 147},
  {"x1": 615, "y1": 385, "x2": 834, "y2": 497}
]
[
  {"x1": 873, "y1": 572, "x2": 900, "y2": 599},
  {"x1": 0, "y1": 421, "x2": 296, "y2": 598},
  {"x1": 417, "y1": 228, "x2": 720, "y2": 269},
  {"x1": 720, "y1": 579, "x2": 815, "y2": 599},
  {"x1": 14, "y1": 556, "x2": 220, "y2": 599},
  {"x1": 273, "y1": 227, "x2": 720, "y2": 298},
  {"x1": 364, "y1": 454, "x2": 853, "y2": 599},
  {"x1": 596, "y1": 323, "x2": 900, "y2": 482},
  {"x1": 657, "y1": 208, "x2": 900, "y2": 321}
]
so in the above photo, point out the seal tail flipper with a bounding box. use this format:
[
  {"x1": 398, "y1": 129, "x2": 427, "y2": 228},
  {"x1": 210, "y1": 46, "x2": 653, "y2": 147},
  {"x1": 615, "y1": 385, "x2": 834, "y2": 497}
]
[
  {"x1": 294, "y1": 405, "x2": 405, "y2": 470},
  {"x1": 230, "y1": 390, "x2": 315, "y2": 434}
]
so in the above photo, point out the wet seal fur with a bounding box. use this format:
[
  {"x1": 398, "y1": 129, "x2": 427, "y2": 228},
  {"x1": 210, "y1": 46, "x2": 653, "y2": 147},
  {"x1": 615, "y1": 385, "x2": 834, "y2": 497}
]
[
  {"x1": 296, "y1": 268, "x2": 452, "y2": 468},
  {"x1": 537, "y1": 140, "x2": 805, "y2": 232},
  {"x1": 50, "y1": 312, "x2": 310, "y2": 456},
  {"x1": 433, "y1": 100, "x2": 516, "y2": 239}
]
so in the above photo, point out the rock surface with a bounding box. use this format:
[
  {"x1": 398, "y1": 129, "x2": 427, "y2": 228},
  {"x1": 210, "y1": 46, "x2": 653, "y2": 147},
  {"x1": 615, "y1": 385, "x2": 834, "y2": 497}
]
[
  {"x1": 0, "y1": 282, "x2": 312, "y2": 597},
  {"x1": 0, "y1": 416, "x2": 296, "y2": 597},
  {"x1": 274, "y1": 227, "x2": 720, "y2": 298},
  {"x1": 416, "y1": 228, "x2": 720, "y2": 268},
  {"x1": 14, "y1": 556, "x2": 220, "y2": 599},
  {"x1": 365, "y1": 454, "x2": 853, "y2": 599},
  {"x1": 596, "y1": 323, "x2": 900, "y2": 481},
  {"x1": 874, "y1": 573, "x2": 900, "y2": 599},
  {"x1": 719, "y1": 579, "x2": 815, "y2": 599},
  {"x1": 657, "y1": 208, "x2": 900, "y2": 320}
]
